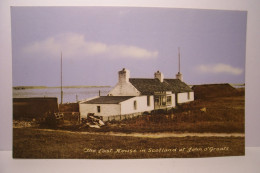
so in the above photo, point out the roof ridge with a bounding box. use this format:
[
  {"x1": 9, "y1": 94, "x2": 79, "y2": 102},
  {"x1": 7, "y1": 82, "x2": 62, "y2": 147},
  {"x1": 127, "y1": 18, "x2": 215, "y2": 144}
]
[
  {"x1": 83, "y1": 96, "x2": 135, "y2": 104},
  {"x1": 129, "y1": 78, "x2": 180, "y2": 81},
  {"x1": 129, "y1": 78, "x2": 155, "y2": 79}
]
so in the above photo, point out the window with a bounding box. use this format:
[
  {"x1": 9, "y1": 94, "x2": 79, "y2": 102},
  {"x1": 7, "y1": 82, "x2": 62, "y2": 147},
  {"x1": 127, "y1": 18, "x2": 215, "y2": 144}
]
[
  {"x1": 162, "y1": 96, "x2": 166, "y2": 106},
  {"x1": 97, "y1": 106, "x2": 101, "y2": 113},
  {"x1": 147, "y1": 96, "x2": 150, "y2": 106},
  {"x1": 167, "y1": 96, "x2": 172, "y2": 105},
  {"x1": 134, "y1": 100, "x2": 137, "y2": 110},
  {"x1": 187, "y1": 92, "x2": 190, "y2": 100},
  {"x1": 154, "y1": 96, "x2": 159, "y2": 105}
]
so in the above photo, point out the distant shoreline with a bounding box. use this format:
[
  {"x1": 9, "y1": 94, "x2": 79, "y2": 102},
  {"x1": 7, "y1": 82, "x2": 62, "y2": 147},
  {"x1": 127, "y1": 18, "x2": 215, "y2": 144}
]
[
  {"x1": 13, "y1": 86, "x2": 111, "y2": 90},
  {"x1": 14, "y1": 83, "x2": 245, "y2": 90}
]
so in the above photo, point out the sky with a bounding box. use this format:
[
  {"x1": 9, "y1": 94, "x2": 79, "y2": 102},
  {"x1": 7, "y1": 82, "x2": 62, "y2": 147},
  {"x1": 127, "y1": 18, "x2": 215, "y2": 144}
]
[{"x1": 11, "y1": 7, "x2": 247, "y2": 86}]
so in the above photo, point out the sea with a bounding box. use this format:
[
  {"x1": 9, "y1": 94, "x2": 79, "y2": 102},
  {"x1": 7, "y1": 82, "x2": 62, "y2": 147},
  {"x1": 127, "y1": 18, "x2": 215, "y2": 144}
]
[{"x1": 13, "y1": 86, "x2": 112, "y2": 103}]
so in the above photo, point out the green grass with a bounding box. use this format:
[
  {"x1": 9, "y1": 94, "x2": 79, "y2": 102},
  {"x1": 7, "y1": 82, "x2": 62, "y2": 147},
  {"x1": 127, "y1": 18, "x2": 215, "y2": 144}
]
[{"x1": 13, "y1": 128, "x2": 244, "y2": 159}]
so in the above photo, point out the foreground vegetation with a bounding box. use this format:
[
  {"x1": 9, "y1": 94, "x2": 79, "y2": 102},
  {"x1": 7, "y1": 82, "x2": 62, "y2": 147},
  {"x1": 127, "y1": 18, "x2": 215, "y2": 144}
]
[
  {"x1": 56, "y1": 95, "x2": 244, "y2": 133},
  {"x1": 13, "y1": 128, "x2": 244, "y2": 159}
]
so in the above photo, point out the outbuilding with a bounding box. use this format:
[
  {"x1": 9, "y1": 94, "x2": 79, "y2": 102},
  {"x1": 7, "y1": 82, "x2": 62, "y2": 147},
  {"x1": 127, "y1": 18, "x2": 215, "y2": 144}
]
[{"x1": 79, "y1": 95, "x2": 154, "y2": 121}]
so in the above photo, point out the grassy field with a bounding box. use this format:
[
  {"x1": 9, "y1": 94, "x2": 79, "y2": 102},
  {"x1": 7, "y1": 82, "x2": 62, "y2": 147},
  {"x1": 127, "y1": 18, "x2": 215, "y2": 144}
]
[{"x1": 13, "y1": 128, "x2": 244, "y2": 159}]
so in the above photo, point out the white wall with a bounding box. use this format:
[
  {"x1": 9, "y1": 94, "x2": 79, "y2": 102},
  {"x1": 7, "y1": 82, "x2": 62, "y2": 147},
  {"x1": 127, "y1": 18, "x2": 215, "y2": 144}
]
[
  {"x1": 108, "y1": 82, "x2": 140, "y2": 96},
  {"x1": 189, "y1": 92, "x2": 195, "y2": 102},
  {"x1": 79, "y1": 92, "x2": 194, "y2": 118},
  {"x1": 80, "y1": 96, "x2": 154, "y2": 118},
  {"x1": 177, "y1": 92, "x2": 194, "y2": 104},
  {"x1": 79, "y1": 103, "x2": 120, "y2": 118},
  {"x1": 120, "y1": 96, "x2": 154, "y2": 115}
]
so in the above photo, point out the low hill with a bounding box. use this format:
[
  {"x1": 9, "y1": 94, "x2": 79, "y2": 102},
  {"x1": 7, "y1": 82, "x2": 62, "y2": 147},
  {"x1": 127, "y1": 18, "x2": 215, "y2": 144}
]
[{"x1": 191, "y1": 83, "x2": 240, "y2": 99}]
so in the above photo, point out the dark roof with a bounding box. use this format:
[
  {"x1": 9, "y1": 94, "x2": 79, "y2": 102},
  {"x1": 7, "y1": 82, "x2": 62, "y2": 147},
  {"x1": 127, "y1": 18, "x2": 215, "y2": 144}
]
[
  {"x1": 129, "y1": 78, "x2": 192, "y2": 95},
  {"x1": 164, "y1": 79, "x2": 193, "y2": 93},
  {"x1": 82, "y1": 96, "x2": 135, "y2": 104}
]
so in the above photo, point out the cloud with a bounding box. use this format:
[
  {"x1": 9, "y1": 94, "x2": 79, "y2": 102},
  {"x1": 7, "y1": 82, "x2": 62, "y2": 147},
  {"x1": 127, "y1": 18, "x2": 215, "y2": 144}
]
[
  {"x1": 22, "y1": 33, "x2": 158, "y2": 59},
  {"x1": 197, "y1": 63, "x2": 243, "y2": 75}
]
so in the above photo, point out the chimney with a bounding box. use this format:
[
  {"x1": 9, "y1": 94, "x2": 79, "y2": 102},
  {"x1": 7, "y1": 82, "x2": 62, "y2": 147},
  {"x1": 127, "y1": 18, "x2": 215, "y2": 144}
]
[
  {"x1": 118, "y1": 68, "x2": 130, "y2": 83},
  {"x1": 176, "y1": 72, "x2": 183, "y2": 81},
  {"x1": 154, "y1": 70, "x2": 164, "y2": 82}
]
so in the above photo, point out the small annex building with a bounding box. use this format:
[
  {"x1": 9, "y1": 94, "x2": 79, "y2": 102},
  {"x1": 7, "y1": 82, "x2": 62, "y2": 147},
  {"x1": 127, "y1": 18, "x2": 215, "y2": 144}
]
[
  {"x1": 80, "y1": 95, "x2": 154, "y2": 121},
  {"x1": 79, "y1": 68, "x2": 194, "y2": 121}
]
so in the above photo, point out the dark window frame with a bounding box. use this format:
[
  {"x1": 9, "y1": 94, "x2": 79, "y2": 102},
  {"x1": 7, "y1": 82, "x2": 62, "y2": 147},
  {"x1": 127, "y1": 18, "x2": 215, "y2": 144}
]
[
  {"x1": 134, "y1": 100, "x2": 137, "y2": 110},
  {"x1": 187, "y1": 92, "x2": 190, "y2": 100},
  {"x1": 97, "y1": 106, "x2": 101, "y2": 113},
  {"x1": 147, "y1": 96, "x2": 150, "y2": 106},
  {"x1": 167, "y1": 96, "x2": 172, "y2": 105}
]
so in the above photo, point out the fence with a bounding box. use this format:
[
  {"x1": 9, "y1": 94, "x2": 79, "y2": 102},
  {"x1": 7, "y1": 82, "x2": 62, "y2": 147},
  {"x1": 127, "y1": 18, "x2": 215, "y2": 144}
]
[{"x1": 101, "y1": 112, "x2": 143, "y2": 122}]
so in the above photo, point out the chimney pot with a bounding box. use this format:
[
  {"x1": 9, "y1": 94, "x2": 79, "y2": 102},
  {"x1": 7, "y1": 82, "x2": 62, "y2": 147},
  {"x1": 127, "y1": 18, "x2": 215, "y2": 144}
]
[{"x1": 154, "y1": 70, "x2": 164, "y2": 82}]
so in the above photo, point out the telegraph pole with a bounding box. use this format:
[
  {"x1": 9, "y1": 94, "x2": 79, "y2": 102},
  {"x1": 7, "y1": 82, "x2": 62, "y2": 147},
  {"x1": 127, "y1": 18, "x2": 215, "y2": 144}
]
[
  {"x1": 61, "y1": 52, "x2": 63, "y2": 104},
  {"x1": 178, "y1": 47, "x2": 181, "y2": 73}
]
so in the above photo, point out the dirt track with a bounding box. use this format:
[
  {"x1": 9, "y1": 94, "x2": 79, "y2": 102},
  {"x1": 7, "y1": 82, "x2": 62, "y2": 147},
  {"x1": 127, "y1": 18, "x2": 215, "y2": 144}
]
[{"x1": 32, "y1": 128, "x2": 245, "y2": 138}]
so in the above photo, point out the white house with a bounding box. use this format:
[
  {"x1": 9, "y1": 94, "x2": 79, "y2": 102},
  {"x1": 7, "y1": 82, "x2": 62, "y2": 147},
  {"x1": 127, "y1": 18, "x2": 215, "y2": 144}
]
[{"x1": 79, "y1": 68, "x2": 194, "y2": 121}]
